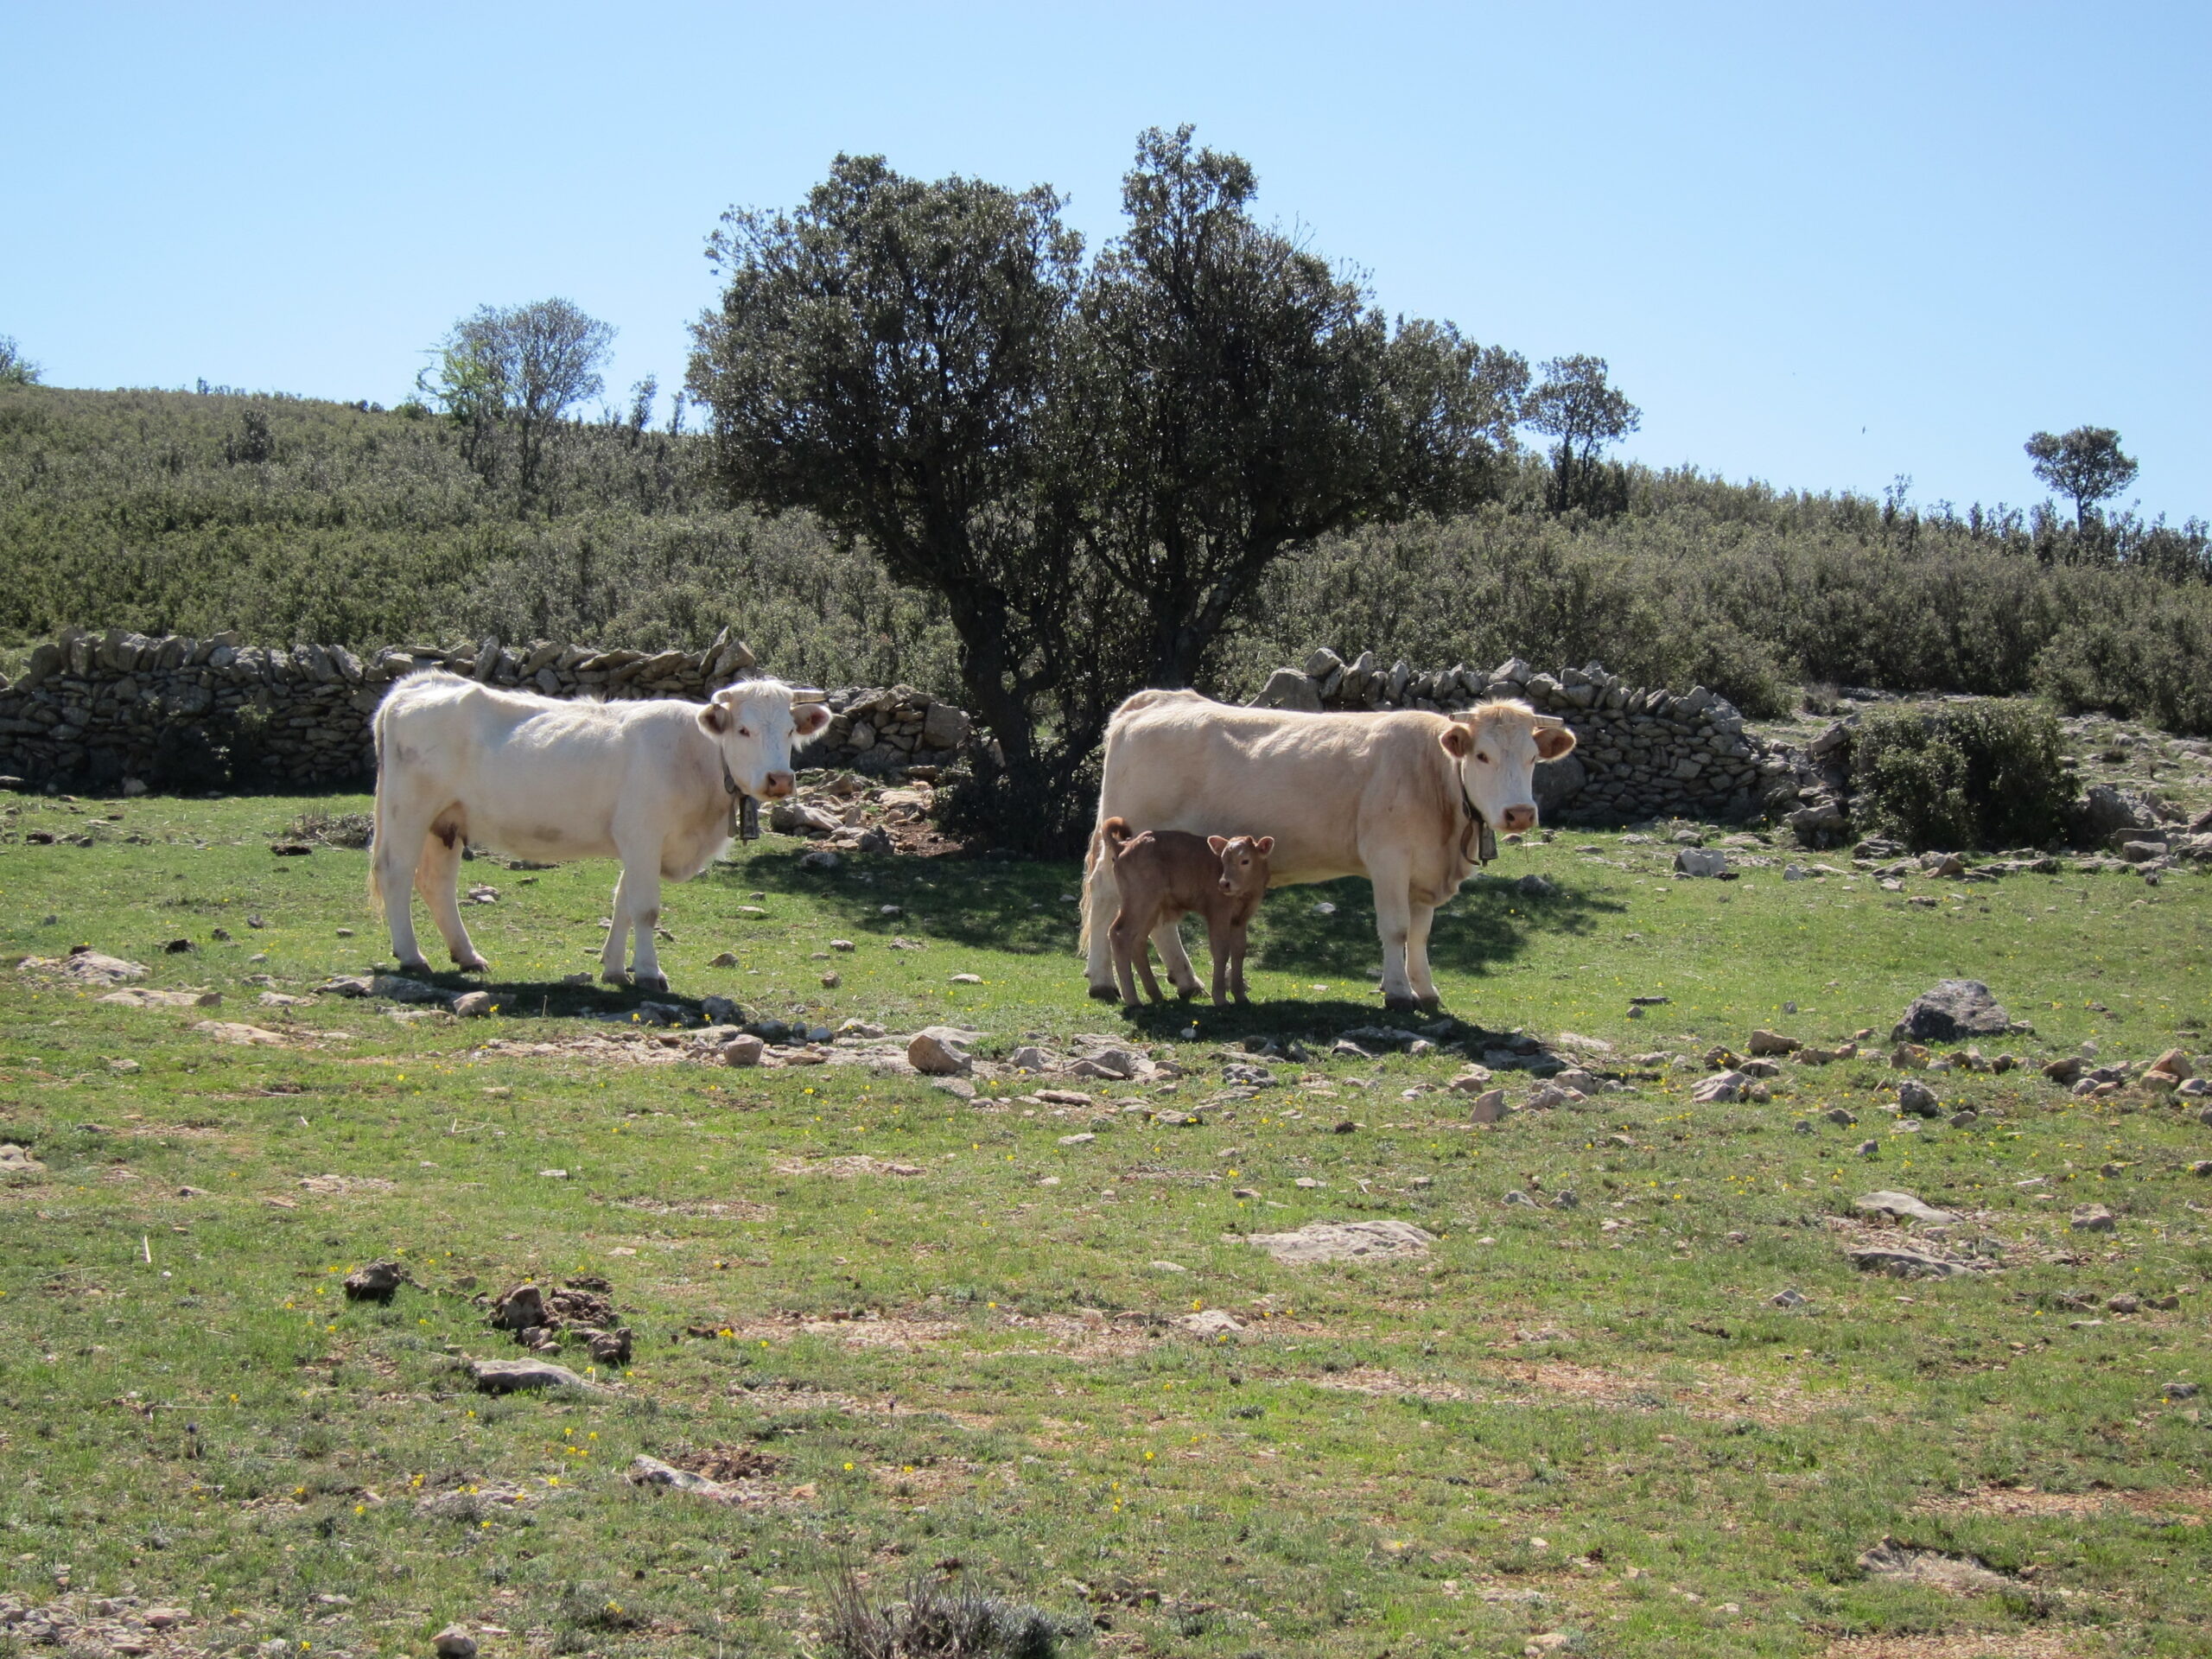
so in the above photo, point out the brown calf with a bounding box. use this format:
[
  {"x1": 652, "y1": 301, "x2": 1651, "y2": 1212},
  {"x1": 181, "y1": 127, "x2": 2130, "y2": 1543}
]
[{"x1": 1100, "y1": 816, "x2": 1274, "y2": 1008}]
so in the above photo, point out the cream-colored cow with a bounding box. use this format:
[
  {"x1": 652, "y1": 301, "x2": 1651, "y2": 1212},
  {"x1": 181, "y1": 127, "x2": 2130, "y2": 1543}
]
[
  {"x1": 1081, "y1": 690, "x2": 1575, "y2": 1010},
  {"x1": 369, "y1": 672, "x2": 829, "y2": 989}
]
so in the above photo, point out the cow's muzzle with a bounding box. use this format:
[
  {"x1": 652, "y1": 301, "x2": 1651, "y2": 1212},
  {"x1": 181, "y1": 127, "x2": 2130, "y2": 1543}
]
[
  {"x1": 761, "y1": 771, "x2": 796, "y2": 799},
  {"x1": 1500, "y1": 803, "x2": 1536, "y2": 834}
]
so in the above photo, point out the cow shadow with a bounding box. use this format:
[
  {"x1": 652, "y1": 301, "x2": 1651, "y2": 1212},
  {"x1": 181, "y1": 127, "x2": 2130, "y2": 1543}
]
[{"x1": 1249, "y1": 872, "x2": 1624, "y2": 982}]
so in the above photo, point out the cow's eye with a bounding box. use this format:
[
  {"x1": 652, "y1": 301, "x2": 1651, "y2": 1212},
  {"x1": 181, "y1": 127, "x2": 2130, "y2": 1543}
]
[
  {"x1": 1475, "y1": 751, "x2": 1491, "y2": 764},
  {"x1": 737, "y1": 726, "x2": 752, "y2": 738}
]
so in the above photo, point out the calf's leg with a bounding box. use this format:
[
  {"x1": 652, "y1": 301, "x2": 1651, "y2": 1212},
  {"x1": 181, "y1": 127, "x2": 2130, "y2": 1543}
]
[
  {"x1": 1205, "y1": 915, "x2": 1231, "y2": 1007},
  {"x1": 1150, "y1": 914, "x2": 1204, "y2": 999}
]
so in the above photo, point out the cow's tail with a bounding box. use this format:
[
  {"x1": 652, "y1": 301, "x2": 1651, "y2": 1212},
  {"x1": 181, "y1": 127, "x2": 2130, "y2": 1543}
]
[
  {"x1": 365, "y1": 693, "x2": 391, "y2": 915},
  {"x1": 1077, "y1": 816, "x2": 1135, "y2": 956}
]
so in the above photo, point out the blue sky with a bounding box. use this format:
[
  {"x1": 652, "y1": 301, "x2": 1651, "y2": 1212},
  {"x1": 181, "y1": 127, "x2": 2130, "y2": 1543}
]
[{"x1": 7, "y1": 3, "x2": 2206, "y2": 520}]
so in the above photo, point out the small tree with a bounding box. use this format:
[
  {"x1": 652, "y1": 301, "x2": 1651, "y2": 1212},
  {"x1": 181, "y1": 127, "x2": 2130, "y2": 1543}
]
[
  {"x1": 1525, "y1": 353, "x2": 1639, "y2": 513},
  {"x1": 419, "y1": 299, "x2": 615, "y2": 507},
  {"x1": 688, "y1": 155, "x2": 1124, "y2": 846},
  {"x1": 0, "y1": 334, "x2": 41, "y2": 386},
  {"x1": 2024, "y1": 425, "x2": 2138, "y2": 529},
  {"x1": 1066, "y1": 125, "x2": 1526, "y2": 687}
]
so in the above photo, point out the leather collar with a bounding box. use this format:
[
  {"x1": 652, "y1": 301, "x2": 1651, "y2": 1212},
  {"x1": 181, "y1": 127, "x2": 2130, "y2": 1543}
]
[
  {"x1": 1458, "y1": 774, "x2": 1497, "y2": 867},
  {"x1": 721, "y1": 754, "x2": 761, "y2": 842}
]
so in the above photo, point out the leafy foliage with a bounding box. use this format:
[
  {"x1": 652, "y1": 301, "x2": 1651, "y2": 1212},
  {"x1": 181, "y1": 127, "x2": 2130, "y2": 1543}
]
[
  {"x1": 823, "y1": 1567, "x2": 1077, "y2": 1659},
  {"x1": 1524, "y1": 353, "x2": 1638, "y2": 514},
  {"x1": 688, "y1": 130, "x2": 1524, "y2": 849},
  {"x1": 419, "y1": 299, "x2": 617, "y2": 508},
  {"x1": 2024, "y1": 424, "x2": 2138, "y2": 528},
  {"x1": 1851, "y1": 701, "x2": 2075, "y2": 852},
  {"x1": 0, "y1": 334, "x2": 39, "y2": 386}
]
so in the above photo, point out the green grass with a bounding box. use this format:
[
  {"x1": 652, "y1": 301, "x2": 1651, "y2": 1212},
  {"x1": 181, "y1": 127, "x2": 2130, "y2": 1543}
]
[{"x1": 4, "y1": 792, "x2": 2211, "y2": 1657}]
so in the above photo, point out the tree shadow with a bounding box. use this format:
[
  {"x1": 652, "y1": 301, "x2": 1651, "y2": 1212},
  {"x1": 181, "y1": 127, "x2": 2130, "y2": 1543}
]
[{"x1": 733, "y1": 845, "x2": 1084, "y2": 957}]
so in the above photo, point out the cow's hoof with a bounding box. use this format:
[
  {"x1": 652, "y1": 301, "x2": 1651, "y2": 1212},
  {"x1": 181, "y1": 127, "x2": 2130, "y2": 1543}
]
[
  {"x1": 1382, "y1": 994, "x2": 1423, "y2": 1014},
  {"x1": 601, "y1": 971, "x2": 632, "y2": 988},
  {"x1": 632, "y1": 974, "x2": 670, "y2": 994},
  {"x1": 1087, "y1": 982, "x2": 1120, "y2": 1001},
  {"x1": 453, "y1": 956, "x2": 490, "y2": 974},
  {"x1": 1175, "y1": 985, "x2": 1202, "y2": 1001},
  {"x1": 395, "y1": 958, "x2": 432, "y2": 976}
]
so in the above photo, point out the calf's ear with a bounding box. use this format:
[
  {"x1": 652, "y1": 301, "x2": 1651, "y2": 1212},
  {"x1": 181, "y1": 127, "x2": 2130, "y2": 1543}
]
[
  {"x1": 792, "y1": 702, "x2": 831, "y2": 737},
  {"x1": 1207, "y1": 836, "x2": 1229, "y2": 855},
  {"x1": 1440, "y1": 725, "x2": 1472, "y2": 758},
  {"x1": 699, "y1": 702, "x2": 731, "y2": 735},
  {"x1": 1533, "y1": 721, "x2": 1577, "y2": 760},
  {"x1": 1255, "y1": 836, "x2": 1274, "y2": 855}
]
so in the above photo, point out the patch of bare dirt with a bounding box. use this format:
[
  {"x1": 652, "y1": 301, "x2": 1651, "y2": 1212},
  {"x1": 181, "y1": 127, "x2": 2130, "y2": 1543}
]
[
  {"x1": 1308, "y1": 1366, "x2": 1473, "y2": 1404},
  {"x1": 772, "y1": 1155, "x2": 924, "y2": 1177},
  {"x1": 296, "y1": 1174, "x2": 398, "y2": 1196},
  {"x1": 671, "y1": 1445, "x2": 784, "y2": 1482},
  {"x1": 1818, "y1": 1632, "x2": 2088, "y2": 1658},
  {"x1": 612, "y1": 1194, "x2": 773, "y2": 1221},
  {"x1": 1915, "y1": 1484, "x2": 2212, "y2": 1524},
  {"x1": 1303, "y1": 1358, "x2": 1866, "y2": 1425}
]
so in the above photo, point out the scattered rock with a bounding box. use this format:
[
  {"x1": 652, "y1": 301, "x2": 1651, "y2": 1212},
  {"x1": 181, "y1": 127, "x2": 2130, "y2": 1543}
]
[
  {"x1": 467, "y1": 1356, "x2": 604, "y2": 1394},
  {"x1": 452, "y1": 991, "x2": 494, "y2": 1018},
  {"x1": 1674, "y1": 847, "x2": 1729, "y2": 878},
  {"x1": 191, "y1": 1020, "x2": 286, "y2": 1046},
  {"x1": 1854, "y1": 1190, "x2": 1958, "y2": 1224},
  {"x1": 1178, "y1": 1309, "x2": 1244, "y2": 1337},
  {"x1": 1848, "y1": 1247, "x2": 1967, "y2": 1279},
  {"x1": 1948, "y1": 1109, "x2": 1980, "y2": 1129},
  {"x1": 626, "y1": 1455, "x2": 729, "y2": 1498},
  {"x1": 1241, "y1": 1219, "x2": 1436, "y2": 1264},
  {"x1": 1897, "y1": 979, "x2": 2011, "y2": 1043},
  {"x1": 1466, "y1": 1088, "x2": 1508, "y2": 1123},
  {"x1": 2146, "y1": 1047, "x2": 2194, "y2": 1082},
  {"x1": 342, "y1": 1261, "x2": 409, "y2": 1301},
  {"x1": 718, "y1": 1034, "x2": 766, "y2": 1066},
  {"x1": 1896, "y1": 1079, "x2": 1941, "y2": 1117},
  {"x1": 17, "y1": 949, "x2": 149, "y2": 985},
  {"x1": 1769, "y1": 1287, "x2": 1808, "y2": 1308},
  {"x1": 98, "y1": 987, "x2": 222, "y2": 1008},
  {"x1": 432, "y1": 1626, "x2": 479, "y2": 1659},
  {"x1": 1746, "y1": 1029, "x2": 1802, "y2": 1057},
  {"x1": 907, "y1": 1027, "x2": 976, "y2": 1076},
  {"x1": 2107, "y1": 1292, "x2": 2141, "y2": 1314},
  {"x1": 2042, "y1": 1054, "x2": 2084, "y2": 1084},
  {"x1": 0, "y1": 1143, "x2": 46, "y2": 1177},
  {"x1": 2069, "y1": 1204, "x2": 2117, "y2": 1233},
  {"x1": 949, "y1": 972, "x2": 983, "y2": 985},
  {"x1": 707, "y1": 951, "x2": 739, "y2": 968},
  {"x1": 1692, "y1": 1070, "x2": 1750, "y2": 1103}
]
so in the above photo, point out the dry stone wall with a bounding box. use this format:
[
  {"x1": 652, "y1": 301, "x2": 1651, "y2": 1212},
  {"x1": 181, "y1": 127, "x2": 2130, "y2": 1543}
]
[
  {"x1": 0, "y1": 627, "x2": 973, "y2": 793},
  {"x1": 1254, "y1": 649, "x2": 1800, "y2": 827}
]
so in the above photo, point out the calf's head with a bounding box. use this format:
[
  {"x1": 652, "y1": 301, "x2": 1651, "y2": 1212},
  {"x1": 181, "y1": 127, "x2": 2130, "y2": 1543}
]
[
  {"x1": 1206, "y1": 834, "x2": 1275, "y2": 899},
  {"x1": 698, "y1": 678, "x2": 832, "y2": 800},
  {"x1": 1440, "y1": 700, "x2": 1575, "y2": 836}
]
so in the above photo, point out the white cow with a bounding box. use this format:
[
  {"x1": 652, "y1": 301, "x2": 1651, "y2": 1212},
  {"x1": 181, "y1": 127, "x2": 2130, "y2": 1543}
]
[
  {"x1": 369, "y1": 671, "x2": 830, "y2": 989},
  {"x1": 1081, "y1": 690, "x2": 1576, "y2": 1011}
]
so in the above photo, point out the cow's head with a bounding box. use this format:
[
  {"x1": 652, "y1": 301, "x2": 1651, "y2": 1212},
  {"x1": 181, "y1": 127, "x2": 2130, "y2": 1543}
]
[
  {"x1": 1440, "y1": 699, "x2": 1576, "y2": 836},
  {"x1": 698, "y1": 677, "x2": 831, "y2": 800}
]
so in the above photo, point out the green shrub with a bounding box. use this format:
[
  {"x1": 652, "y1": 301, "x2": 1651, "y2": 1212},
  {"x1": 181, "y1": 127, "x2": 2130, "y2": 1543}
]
[
  {"x1": 2032, "y1": 608, "x2": 2212, "y2": 737},
  {"x1": 1851, "y1": 701, "x2": 2075, "y2": 852}
]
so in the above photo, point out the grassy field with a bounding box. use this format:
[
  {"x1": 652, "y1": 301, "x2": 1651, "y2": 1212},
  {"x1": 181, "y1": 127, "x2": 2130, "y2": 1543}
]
[{"x1": 3, "y1": 790, "x2": 2210, "y2": 1659}]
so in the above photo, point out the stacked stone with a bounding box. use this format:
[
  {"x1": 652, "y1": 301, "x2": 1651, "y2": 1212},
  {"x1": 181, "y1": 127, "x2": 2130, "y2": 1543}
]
[
  {"x1": 804, "y1": 685, "x2": 973, "y2": 774},
  {"x1": 0, "y1": 626, "x2": 976, "y2": 792},
  {"x1": 1254, "y1": 650, "x2": 1799, "y2": 827}
]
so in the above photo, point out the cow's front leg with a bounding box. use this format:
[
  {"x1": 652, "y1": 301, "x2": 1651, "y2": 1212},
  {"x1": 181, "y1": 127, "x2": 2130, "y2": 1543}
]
[
  {"x1": 601, "y1": 869, "x2": 636, "y2": 985},
  {"x1": 1405, "y1": 901, "x2": 1441, "y2": 1009},
  {"x1": 1366, "y1": 858, "x2": 1420, "y2": 1010},
  {"x1": 618, "y1": 850, "x2": 668, "y2": 992}
]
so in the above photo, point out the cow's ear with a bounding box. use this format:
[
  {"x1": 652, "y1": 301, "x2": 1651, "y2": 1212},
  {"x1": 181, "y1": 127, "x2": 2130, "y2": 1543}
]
[
  {"x1": 1255, "y1": 836, "x2": 1274, "y2": 855},
  {"x1": 1207, "y1": 836, "x2": 1229, "y2": 855},
  {"x1": 1534, "y1": 721, "x2": 1577, "y2": 760},
  {"x1": 792, "y1": 701, "x2": 831, "y2": 737},
  {"x1": 698, "y1": 702, "x2": 730, "y2": 736},
  {"x1": 1440, "y1": 724, "x2": 1472, "y2": 759}
]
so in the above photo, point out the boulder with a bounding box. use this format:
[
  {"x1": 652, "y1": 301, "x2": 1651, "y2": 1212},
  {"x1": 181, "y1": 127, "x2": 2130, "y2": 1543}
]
[
  {"x1": 343, "y1": 1261, "x2": 409, "y2": 1301},
  {"x1": 1251, "y1": 667, "x2": 1324, "y2": 713},
  {"x1": 1896, "y1": 1079, "x2": 1941, "y2": 1117},
  {"x1": 2073, "y1": 784, "x2": 2150, "y2": 843},
  {"x1": 1897, "y1": 980, "x2": 2011, "y2": 1043},
  {"x1": 1241, "y1": 1219, "x2": 1436, "y2": 1264},
  {"x1": 1674, "y1": 848, "x2": 1729, "y2": 878},
  {"x1": 906, "y1": 1027, "x2": 976, "y2": 1076},
  {"x1": 1746, "y1": 1029, "x2": 1802, "y2": 1057},
  {"x1": 1854, "y1": 1190, "x2": 1958, "y2": 1224},
  {"x1": 468, "y1": 1356, "x2": 604, "y2": 1394}
]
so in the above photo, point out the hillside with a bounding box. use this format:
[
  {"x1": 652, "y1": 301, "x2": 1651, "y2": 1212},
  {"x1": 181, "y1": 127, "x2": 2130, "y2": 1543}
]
[{"x1": 3, "y1": 384, "x2": 2209, "y2": 733}]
